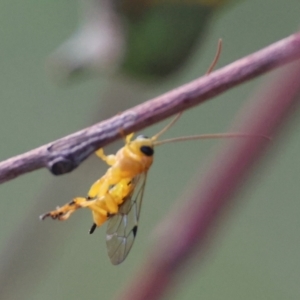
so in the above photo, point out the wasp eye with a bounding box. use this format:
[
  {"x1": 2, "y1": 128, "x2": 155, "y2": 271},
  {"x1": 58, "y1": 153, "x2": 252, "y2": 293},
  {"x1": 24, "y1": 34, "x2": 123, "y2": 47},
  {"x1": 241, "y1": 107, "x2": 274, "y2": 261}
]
[{"x1": 140, "y1": 146, "x2": 154, "y2": 156}]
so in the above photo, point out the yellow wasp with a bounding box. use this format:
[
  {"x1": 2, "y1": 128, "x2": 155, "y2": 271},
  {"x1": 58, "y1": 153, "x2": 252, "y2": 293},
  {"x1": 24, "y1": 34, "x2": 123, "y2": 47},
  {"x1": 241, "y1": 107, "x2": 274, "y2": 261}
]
[
  {"x1": 40, "y1": 41, "x2": 267, "y2": 264},
  {"x1": 40, "y1": 110, "x2": 266, "y2": 264}
]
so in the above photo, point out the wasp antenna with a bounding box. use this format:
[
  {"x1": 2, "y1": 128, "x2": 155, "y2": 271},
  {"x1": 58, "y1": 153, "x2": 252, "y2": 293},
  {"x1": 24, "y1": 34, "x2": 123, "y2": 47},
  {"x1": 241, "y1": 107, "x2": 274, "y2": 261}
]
[
  {"x1": 151, "y1": 39, "x2": 222, "y2": 142},
  {"x1": 151, "y1": 112, "x2": 183, "y2": 141},
  {"x1": 153, "y1": 133, "x2": 271, "y2": 146},
  {"x1": 206, "y1": 39, "x2": 222, "y2": 75}
]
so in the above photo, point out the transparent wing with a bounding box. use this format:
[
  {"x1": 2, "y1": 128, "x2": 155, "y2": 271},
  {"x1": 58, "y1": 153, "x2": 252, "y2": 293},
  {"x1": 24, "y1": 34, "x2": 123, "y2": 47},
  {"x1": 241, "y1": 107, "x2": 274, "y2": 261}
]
[{"x1": 106, "y1": 173, "x2": 147, "y2": 265}]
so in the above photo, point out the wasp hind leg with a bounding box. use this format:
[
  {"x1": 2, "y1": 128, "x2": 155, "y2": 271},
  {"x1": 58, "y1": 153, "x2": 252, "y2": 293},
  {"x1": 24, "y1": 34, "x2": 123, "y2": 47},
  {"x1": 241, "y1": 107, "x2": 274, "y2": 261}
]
[{"x1": 39, "y1": 197, "x2": 94, "y2": 221}]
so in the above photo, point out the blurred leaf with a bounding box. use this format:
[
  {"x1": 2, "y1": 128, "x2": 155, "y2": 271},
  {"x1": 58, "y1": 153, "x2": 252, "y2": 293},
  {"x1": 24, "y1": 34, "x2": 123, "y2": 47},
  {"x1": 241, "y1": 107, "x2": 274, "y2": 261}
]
[
  {"x1": 119, "y1": 1, "x2": 235, "y2": 80},
  {"x1": 48, "y1": 0, "x2": 236, "y2": 83}
]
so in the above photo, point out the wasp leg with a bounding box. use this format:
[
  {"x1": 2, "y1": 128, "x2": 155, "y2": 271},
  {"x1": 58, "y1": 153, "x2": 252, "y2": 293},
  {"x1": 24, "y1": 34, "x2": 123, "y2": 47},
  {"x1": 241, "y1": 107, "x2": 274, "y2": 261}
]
[
  {"x1": 87, "y1": 177, "x2": 105, "y2": 199},
  {"x1": 39, "y1": 197, "x2": 107, "y2": 222},
  {"x1": 79, "y1": 196, "x2": 112, "y2": 227},
  {"x1": 95, "y1": 149, "x2": 116, "y2": 166},
  {"x1": 84, "y1": 201, "x2": 110, "y2": 228}
]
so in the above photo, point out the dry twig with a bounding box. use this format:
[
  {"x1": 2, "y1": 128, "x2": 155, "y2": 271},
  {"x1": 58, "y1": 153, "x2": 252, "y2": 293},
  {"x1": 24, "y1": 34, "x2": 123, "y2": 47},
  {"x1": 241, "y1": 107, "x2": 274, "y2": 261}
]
[{"x1": 1, "y1": 32, "x2": 300, "y2": 184}]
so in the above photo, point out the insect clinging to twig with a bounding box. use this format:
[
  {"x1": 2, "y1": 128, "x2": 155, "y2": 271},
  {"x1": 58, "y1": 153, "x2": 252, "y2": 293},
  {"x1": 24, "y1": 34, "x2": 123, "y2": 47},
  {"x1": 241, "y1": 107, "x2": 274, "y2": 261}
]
[{"x1": 40, "y1": 40, "x2": 268, "y2": 265}]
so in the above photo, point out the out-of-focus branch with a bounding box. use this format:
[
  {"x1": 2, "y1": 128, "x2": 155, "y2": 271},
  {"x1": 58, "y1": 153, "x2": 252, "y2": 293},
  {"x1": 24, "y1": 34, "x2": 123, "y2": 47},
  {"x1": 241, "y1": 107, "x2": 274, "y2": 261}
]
[
  {"x1": 114, "y1": 57, "x2": 300, "y2": 300},
  {"x1": 1, "y1": 32, "x2": 300, "y2": 184}
]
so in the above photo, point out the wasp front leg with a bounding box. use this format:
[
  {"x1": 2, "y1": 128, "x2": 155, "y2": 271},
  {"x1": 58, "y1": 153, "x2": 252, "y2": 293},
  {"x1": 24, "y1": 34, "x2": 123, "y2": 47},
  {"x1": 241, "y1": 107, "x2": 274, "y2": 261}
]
[
  {"x1": 95, "y1": 148, "x2": 116, "y2": 166},
  {"x1": 88, "y1": 149, "x2": 117, "y2": 198}
]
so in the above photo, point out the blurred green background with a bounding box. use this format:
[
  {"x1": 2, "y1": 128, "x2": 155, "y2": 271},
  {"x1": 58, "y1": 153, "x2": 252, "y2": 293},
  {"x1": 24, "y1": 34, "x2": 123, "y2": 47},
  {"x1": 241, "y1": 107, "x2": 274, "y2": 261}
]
[{"x1": 0, "y1": 0, "x2": 300, "y2": 299}]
